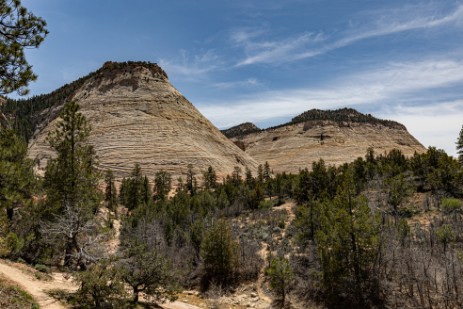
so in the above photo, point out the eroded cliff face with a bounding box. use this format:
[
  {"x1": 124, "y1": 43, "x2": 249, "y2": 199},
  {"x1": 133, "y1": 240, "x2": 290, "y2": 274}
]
[
  {"x1": 228, "y1": 118, "x2": 426, "y2": 174},
  {"x1": 27, "y1": 62, "x2": 258, "y2": 179}
]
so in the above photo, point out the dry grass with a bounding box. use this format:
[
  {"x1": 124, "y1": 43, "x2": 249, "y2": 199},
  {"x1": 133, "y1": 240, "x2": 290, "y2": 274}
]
[{"x1": 0, "y1": 274, "x2": 39, "y2": 309}]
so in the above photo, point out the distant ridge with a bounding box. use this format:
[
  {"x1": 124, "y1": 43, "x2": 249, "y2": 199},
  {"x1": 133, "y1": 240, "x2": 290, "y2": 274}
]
[
  {"x1": 225, "y1": 107, "x2": 426, "y2": 174},
  {"x1": 221, "y1": 122, "x2": 261, "y2": 138},
  {"x1": 223, "y1": 108, "x2": 405, "y2": 139},
  {"x1": 291, "y1": 108, "x2": 405, "y2": 130}
]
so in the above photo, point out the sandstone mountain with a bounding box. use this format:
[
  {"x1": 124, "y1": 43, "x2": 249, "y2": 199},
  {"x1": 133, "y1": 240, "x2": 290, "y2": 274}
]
[
  {"x1": 224, "y1": 108, "x2": 426, "y2": 174},
  {"x1": 8, "y1": 61, "x2": 258, "y2": 180}
]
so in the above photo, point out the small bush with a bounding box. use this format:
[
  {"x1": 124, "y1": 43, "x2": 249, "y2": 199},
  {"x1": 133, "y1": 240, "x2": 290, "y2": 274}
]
[
  {"x1": 259, "y1": 200, "x2": 274, "y2": 209},
  {"x1": 441, "y1": 198, "x2": 462, "y2": 214},
  {"x1": 5, "y1": 232, "x2": 24, "y2": 256},
  {"x1": 35, "y1": 264, "x2": 51, "y2": 274}
]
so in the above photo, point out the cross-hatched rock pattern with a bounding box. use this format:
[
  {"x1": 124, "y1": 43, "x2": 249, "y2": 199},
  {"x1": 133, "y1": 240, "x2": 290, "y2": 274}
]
[
  {"x1": 28, "y1": 62, "x2": 258, "y2": 180},
  {"x1": 229, "y1": 119, "x2": 426, "y2": 174}
]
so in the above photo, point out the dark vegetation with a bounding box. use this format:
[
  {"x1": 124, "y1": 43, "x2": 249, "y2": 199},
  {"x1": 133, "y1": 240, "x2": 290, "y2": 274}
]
[
  {"x1": 221, "y1": 122, "x2": 261, "y2": 138},
  {"x1": 222, "y1": 108, "x2": 406, "y2": 139},
  {"x1": 2, "y1": 101, "x2": 463, "y2": 308},
  {"x1": 292, "y1": 108, "x2": 405, "y2": 129}
]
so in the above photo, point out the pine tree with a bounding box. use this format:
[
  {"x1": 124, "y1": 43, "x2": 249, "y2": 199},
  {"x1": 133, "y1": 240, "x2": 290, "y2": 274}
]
[
  {"x1": 0, "y1": 0, "x2": 48, "y2": 95},
  {"x1": 104, "y1": 170, "x2": 117, "y2": 220},
  {"x1": 154, "y1": 170, "x2": 172, "y2": 201},
  {"x1": 124, "y1": 164, "x2": 143, "y2": 210},
  {"x1": 201, "y1": 219, "x2": 239, "y2": 287},
  {"x1": 316, "y1": 170, "x2": 380, "y2": 304},
  {"x1": 457, "y1": 125, "x2": 463, "y2": 164},
  {"x1": 186, "y1": 164, "x2": 196, "y2": 196},
  {"x1": 202, "y1": 166, "x2": 217, "y2": 190},
  {"x1": 42, "y1": 101, "x2": 101, "y2": 268},
  {"x1": 0, "y1": 129, "x2": 35, "y2": 222},
  {"x1": 266, "y1": 256, "x2": 293, "y2": 307}
]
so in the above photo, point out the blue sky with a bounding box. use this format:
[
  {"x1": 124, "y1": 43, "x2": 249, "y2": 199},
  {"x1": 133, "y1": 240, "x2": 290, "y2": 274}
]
[{"x1": 15, "y1": 0, "x2": 463, "y2": 155}]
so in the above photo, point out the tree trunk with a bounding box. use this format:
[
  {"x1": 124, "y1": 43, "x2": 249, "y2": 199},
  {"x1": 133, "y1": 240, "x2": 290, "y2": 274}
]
[
  {"x1": 133, "y1": 287, "x2": 139, "y2": 303},
  {"x1": 64, "y1": 240, "x2": 74, "y2": 267}
]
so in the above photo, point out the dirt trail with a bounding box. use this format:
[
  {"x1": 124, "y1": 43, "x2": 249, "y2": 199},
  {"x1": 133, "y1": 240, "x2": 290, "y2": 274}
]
[
  {"x1": 255, "y1": 200, "x2": 297, "y2": 307},
  {"x1": 162, "y1": 301, "x2": 202, "y2": 309},
  {"x1": 0, "y1": 259, "x2": 76, "y2": 308},
  {"x1": 256, "y1": 242, "x2": 273, "y2": 306}
]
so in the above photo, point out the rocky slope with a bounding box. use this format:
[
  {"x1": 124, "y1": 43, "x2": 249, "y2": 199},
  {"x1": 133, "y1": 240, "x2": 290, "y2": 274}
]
[
  {"x1": 225, "y1": 108, "x2": 426, "y2": 174},
  {"x1": 26, "y1": 61, "x2": 258, "y2": 179}
]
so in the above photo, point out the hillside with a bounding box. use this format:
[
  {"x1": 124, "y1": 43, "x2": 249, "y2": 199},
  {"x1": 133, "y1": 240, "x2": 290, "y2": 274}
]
[
  {"x1": 225, "y1": 108, "x2": 426, "y2": 174},
  {"x1": 12, "y1": 61, "x2": 258, "y2": 179}
]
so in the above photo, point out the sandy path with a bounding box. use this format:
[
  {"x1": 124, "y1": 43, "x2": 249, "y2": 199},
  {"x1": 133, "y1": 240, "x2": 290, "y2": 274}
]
[
  {"x1": 0, "y1": 259, "x2": 201, "y2": 309},
  {"x1": 0, "y1": 260, "x2": 77, "y2": 308},
  {"x1": 255, "y1": 200, "x2": 297, "y2": 307},
  {"x1": 162, "y1": 301, "x2": 202, "y2": 309}
]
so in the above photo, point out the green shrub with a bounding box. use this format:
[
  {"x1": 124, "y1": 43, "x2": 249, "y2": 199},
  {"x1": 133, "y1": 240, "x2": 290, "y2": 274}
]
[
  {"x1": 441, "y1": 198, "x2": 462, "y2": 214},
  {"x1": 35, "y1": 264, "x2": 51, "y2": 274},
  {"x1": 5, "y1": 232, "x2": 23, "y2": 255}
]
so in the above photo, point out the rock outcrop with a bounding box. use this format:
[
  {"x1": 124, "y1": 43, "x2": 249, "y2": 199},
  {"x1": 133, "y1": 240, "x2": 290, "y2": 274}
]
[
  {"x1": 27, "y1": 61, "x2": 258, "y2": 179},
  {"x1": 226, "y1": 108, "x2": 426, "y2": 174}
]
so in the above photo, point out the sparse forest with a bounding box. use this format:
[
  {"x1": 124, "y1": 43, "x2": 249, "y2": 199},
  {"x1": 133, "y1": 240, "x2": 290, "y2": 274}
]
[
  {"x1": 1, "y1": 100, "x2": 463, "y2": 308},
  {"x1": 1, "y1": 0, "x2": 462, "y2": 308}
]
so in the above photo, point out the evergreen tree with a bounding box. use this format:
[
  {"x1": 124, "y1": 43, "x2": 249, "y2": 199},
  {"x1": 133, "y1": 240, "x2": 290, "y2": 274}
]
[
  {"x1": 42, "y1": 101, "x2": 101, "y2": 268},
  {"x1": 0, "y1": 0, "x2": 48, "y2": 95},
  {"x1": 201, "y1": 219, "x2": 239, "y2": 287},
  {"x1": 202, "y1": 166, "x2": 217, "y2": 190},
  {"x1": 316, "y1": 170, "x2": 381, "y2": 305},
  {"x1": 231, "y1": 166, "x2": 242, "y2": 186},
  {"x1": 124, "y1": 164, "x2": 143, "y2": 210},
  {"x1": 104, "y1": 170, "x2": 117, "y2": 214},
  {"x1": 119, "y1": 245, "x2": 178, "y2": 304},
  {"x1": 244, "y1": 167, "x2": 255, "y2": 188},
  {"x1": 186, "y1": 164, "x2": 196, "y2": 196},
  {"x1": 257, "y1": 164, "x2": 264, "y2": 184},
  {"x1": 266, "y1": 256, "x2": 293, "y2": 307},
  {"x1": 0, "y1": 129, "x2": 35, "y2": 223},
  {"x1": 456, "y1": 125, "x2": 463, "y2": 164},
  {"x1": 154, "y1": 170, "x2": 172, "y2": 201}
]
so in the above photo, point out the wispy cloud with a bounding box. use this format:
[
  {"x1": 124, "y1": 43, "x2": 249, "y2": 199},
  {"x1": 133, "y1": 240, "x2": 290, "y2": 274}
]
[
  {"x1": 159, "y1": 49, "x2": 222, "y2": 79},
  {"x1": 332, "y1": 4, "x2": 463, "y2": 48},
  {"x1": 381, "y1": 101, "x2": 463, "y2": 156},
  {"x1": 198, "y1": 56, "x2": 463, "y2": 154},
  {"x1": 212, "y1": 78, "x2": 262, "y2": 89},
  {"x1": 235, "y1": 3, "x2": 463, "y2": 66},
  {"x1": 233, "y1": 29, "x2": 324, "y2": 66}
]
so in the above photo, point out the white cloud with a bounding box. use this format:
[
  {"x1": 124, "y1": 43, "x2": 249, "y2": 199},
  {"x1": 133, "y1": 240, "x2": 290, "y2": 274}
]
[
  {"x1": 232, "y1": 29, "x2": 325, "y2": 66},
  {"x1": 235, "y1": 4, "x2": 463, "y2": 66},
  {"x1": 159, "y1": 49, "x2": 222, "y2": 79},
  {"x1": 198, "y1": 57, "x2": 463, "y2": 155},
  {"x1": 212, "y1": 78, "x2": 262, "y2": 89},
  {"x1": 380, "y1": 102, "x2": 463, "y2": 156}
]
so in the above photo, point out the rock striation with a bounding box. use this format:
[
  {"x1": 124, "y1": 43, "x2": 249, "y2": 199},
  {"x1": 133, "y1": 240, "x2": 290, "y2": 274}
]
[
  {"x1": 26, "y1": 61, "x2": 258, "y2": 179},
  {"x1": 225, "y1": 108, "x2": 426, "y2": 174}
]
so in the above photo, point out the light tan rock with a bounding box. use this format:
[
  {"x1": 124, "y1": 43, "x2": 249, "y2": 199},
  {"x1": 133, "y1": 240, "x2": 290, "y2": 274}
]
[
  {"x1": 230, "y1": 119, "x2": 426, "y2": 174},
  {"x1": 27, "y1": 62, "x2": 258, "y2": 180}
]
